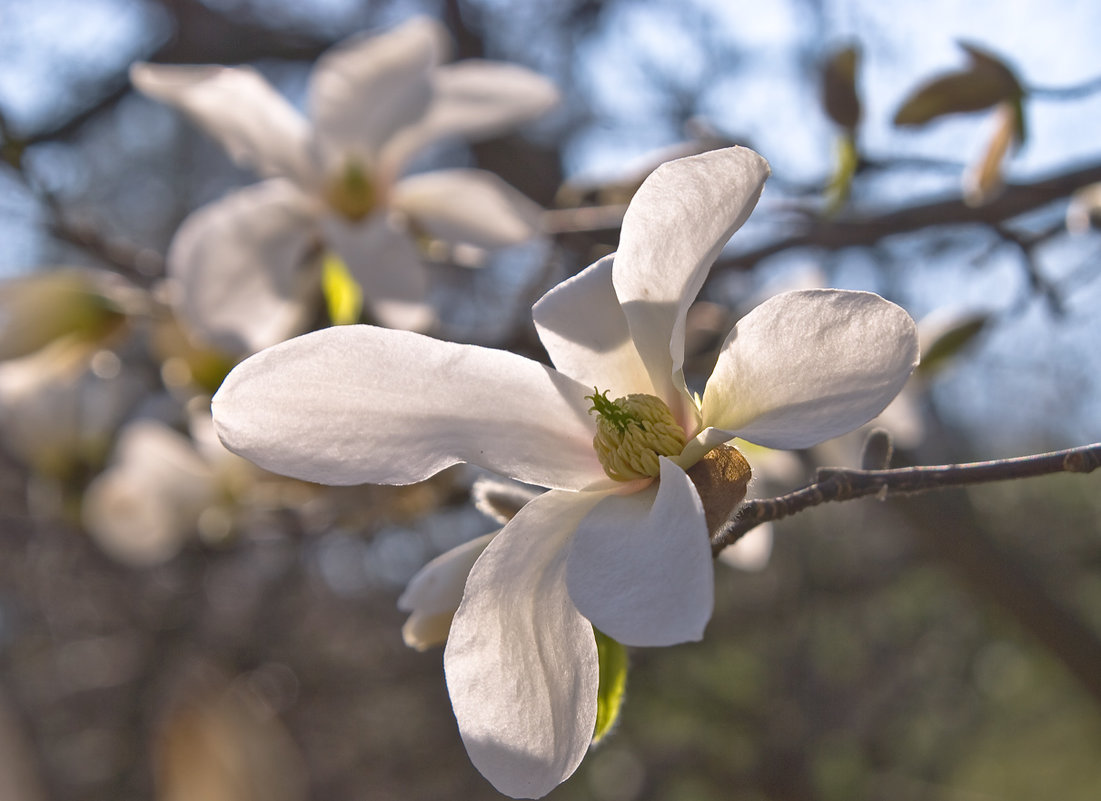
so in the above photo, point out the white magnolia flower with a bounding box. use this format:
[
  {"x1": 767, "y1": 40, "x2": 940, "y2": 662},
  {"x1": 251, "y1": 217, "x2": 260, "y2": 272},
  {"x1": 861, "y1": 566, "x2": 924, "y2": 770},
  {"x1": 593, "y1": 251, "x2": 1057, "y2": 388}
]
[
  {"x1": 132, "y1": 16, "x2": 557, "y2": 355},
  {"x1": 212, "y1": 147, "x2": 919, "y2": 797}
]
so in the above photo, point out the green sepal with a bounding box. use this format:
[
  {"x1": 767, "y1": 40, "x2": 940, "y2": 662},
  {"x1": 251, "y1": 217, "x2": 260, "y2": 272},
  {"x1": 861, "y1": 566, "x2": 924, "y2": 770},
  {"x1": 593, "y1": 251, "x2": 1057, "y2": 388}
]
[
  {"x1": 824, "y1": 133, "x2": 859, "y2": 215},
  {"x1": 321, "y1": 252, "x2": 364, "y2": 326},
  {"x1": 592, "y1": 627, "x2": 628, "y2": 746}
]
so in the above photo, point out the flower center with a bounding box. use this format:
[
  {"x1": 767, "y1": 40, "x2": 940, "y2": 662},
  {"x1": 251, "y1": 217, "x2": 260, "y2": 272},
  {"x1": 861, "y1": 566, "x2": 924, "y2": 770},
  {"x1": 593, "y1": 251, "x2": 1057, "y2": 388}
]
[
  {"x1": 325, "y1": 161, "x2": 377, "y2": 222},
  {"x1": 586, "y1": 389, "x2": 687, "y2": 481}
]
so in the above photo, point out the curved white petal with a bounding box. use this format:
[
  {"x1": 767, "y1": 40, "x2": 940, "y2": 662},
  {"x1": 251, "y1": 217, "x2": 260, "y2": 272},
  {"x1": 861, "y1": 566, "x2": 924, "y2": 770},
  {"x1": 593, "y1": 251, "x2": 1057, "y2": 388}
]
[
  {"x1": 613, "y1": 147, "x2": 770, "y2": 406},
  {"x1": 167, "y1": 181, "x2": 319, "y2": 355},
  {"x1": 532, "y1": 256, "x2": 655, "y2": 399},
  {"x1": 702, "y1": 289, "x2": 920, "y2": 449},
  {"x1": 212, "y1": 325, "x2": 608, "y2": 490},
  {"x1": 398, "y1": 531, "x2": 496, "y2": 650},
  {"x1": 320, "y1": 213, "x2": 434, "y2": 331},
  {"x1": 130, "y1": 63, "x2": 314, "y2": 185},
  {"x1": 308, "y1": 17, "x2": 446, "y2": 167},
  {"x1": 444, "y1": 490, "x2": 601, "y2": 799},
  {"x1": 381, "y1": 60, "x2": 558, "y2": 175},
  {"x1": 391, "y1": 169, "x2": 542, "y2": 249},
  {"x1": 566, "y1": 458, "x2": 713, "y2": 647}
]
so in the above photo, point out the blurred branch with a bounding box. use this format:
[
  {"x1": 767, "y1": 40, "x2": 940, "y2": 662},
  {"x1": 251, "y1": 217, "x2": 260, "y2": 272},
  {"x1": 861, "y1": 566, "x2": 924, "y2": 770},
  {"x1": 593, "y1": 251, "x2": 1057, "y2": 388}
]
[
  {"x1": 713, "y1": 441, "x2": 1101, "y2": 554},
  {"x1": 16, "y1": 0, "x2": 334, "y2": 146},
  {"x1": 716, "y1": 159, "x2": 1101, "y2": 270},
  {"x1": 1028, "y1": 73, "x2": 1101, "y2": 99}
]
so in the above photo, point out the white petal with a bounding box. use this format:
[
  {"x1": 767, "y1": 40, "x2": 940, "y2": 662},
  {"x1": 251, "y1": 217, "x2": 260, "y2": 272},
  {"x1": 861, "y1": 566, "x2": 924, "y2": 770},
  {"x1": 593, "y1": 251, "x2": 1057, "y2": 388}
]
[
  {"x1": 391, "y1": 169, "x2": 542, "y2": 249},
  {"x1": 613, "y1": 147, "x2": 770, "y2": 405},
  {"x1": 398, "y1": 531, "x2": 496, "y2": 650},
  {"x1": 566, "y1": 458, "x2": 713, "y2": 647},
  {"x1": 308, "y1": 17, "x2": 446, "y2": 167},
  {"x1": 167, "y1": 181, "x2": 319, "y2": 355},
  {"x1": 130, "y1": 62, "x2": 314, "y2": 185},
  {"x1": 444, "y1": 490, "x2": 601, "y2": 799},
  {"x1": 702, "y1": 289, "x2": 920, "y2": 449},
  {"x1": 320, "y1": 213, "x2": 434, "y2": 331},
  {"x1": 381, "y1": 60, "x2": 559, "y2": 176},
  {"x1": 212, "y1": 325, "x2": 609, "y2": 490},
  {"x1": 532, "y1": 256, "x2": 655, "y2": 398}
]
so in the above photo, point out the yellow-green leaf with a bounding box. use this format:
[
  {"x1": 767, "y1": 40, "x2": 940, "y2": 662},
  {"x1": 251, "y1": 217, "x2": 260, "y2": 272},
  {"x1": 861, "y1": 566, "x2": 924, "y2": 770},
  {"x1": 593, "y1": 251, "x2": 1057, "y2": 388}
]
[
  {"x1": 321, "y1": 252, "x2": 364, "y2": 326},
  {"x1": 894, "y1": 42, "x2": 1022, "y2": 127},
  {"x1": 917, "y1": 313, "x2": 989, "y2": 376},
  {"x1": 593, "y1": 628, "x2": 628, "y2": 746}
]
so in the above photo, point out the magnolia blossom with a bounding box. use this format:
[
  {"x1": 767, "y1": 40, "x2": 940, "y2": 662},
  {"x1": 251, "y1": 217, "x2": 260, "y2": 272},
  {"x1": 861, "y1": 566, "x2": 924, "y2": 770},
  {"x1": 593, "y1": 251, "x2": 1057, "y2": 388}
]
[
  {"x1": 212, "y1": 147, "x2": 919, "y2": 797},
  {"x1": 132, "y1": 16, "x2": 557, "y2": 355}
]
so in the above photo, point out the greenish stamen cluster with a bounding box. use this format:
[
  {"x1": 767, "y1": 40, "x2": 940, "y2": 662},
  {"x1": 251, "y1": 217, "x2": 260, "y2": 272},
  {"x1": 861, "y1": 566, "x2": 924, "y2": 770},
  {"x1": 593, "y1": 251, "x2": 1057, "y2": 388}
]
[
  {"x1": 326, "y1": 161, "x2": 377, "y2": 221},
  {"x1": 586, "y1": 388, "x2": 687, "y2": 481}
]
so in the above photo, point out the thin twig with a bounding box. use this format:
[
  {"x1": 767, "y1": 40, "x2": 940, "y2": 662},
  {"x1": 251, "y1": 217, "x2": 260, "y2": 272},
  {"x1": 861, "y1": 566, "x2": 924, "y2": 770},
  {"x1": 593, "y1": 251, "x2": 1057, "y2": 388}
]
[{"x1": 712, "y1": 442, "x2": 1101, "y2": 555}]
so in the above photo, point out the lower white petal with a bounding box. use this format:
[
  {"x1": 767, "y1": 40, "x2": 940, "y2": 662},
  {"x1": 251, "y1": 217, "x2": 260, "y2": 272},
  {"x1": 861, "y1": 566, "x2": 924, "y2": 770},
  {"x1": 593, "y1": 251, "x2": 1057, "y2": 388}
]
[
  {"x1": 398, "y1": 531, "x2": 496, "y2": 651},
  {"x1": 702, "y1": 289, "x2": 920, "y2": 449},
  {"x1": 566, "y1": 458, "x2": 714, "y2": 647},
  {"x1": 444, "y1": 490, "x2": 602, "y2": 799}
]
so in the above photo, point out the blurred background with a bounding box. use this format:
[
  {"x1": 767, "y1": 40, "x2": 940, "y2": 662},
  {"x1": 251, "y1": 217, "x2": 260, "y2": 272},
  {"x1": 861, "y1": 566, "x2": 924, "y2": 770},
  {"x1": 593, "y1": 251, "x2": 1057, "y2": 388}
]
[{"x1": 1, "y1": 0, "x2": 1100, "y2": 799}]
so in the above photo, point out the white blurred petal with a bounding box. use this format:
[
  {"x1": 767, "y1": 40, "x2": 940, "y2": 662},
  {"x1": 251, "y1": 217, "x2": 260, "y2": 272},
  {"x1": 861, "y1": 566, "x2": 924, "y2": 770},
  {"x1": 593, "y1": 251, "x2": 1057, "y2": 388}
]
[
  {"x1": 702, "y1": 289, "x2": 920, "y2": 449},
  {"x1": 444, "y1": 490, "x2": 600, "y2": 799},
  {"x1": 613, "y1": 147, "x2": 770, "y2": 406},
  {"x1": 167, "y1": 181, "x2": 319, "y2": 356},
  {"x1": 309, "y1": 17, "x2": 446, "y2": 166},
  {"x1": 391, "y1": 169, "x2": 542, "y2": 249},
  {"x1": 82, "y1": 420, "x2": 215, "y2": 566},
  {"x1": 382, "y1": 60, "x2": 558, "y2": 174},
  {"x1": 130, "y1": 63, "x2": 314, "y2": 184},
  {"x1": 717, "y1": 523, "x2": 773, "y2": 572},
  {"x1": 532, "y1": 256, "x2": 655, "y2": 399},
  {"x1": 320, "y1": 214, "x2": 434, "y2": 331},
  {"x1": 567, "y1": 459, "x2": 713, "y2": 647},
  {"x1": 398, "y1": 531, "x2": 496, "y2": 650},
  {"x1": 212, "y1": 325, "x2": 609, "y2": 490}
]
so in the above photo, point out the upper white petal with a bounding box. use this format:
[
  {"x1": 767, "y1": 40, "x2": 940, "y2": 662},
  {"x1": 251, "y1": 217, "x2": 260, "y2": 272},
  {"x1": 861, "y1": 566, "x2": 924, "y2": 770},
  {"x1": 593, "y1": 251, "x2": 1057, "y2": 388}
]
[
  {"x1": 308, "y1": 17, "x2": 446, "y2": 169},
  {"x1": 320, "y1": 213, "x2": 434, "y2": 331},
  {"x1": 566, "y1": 458, "x2": 713, "y2": 647},
  {"x1": 702, "y1": 289, "x2": 920, "y2": 449},
  {"x1": 613, "y1": 147, "x2": 770, "y2": 407},
  {"x1": 381, "y1": 60, "x2": 558, "y2": 176},
  {"x1": 390, "y1": 169, "x2": 542, "y2": 249},
  {"x1": 130, "y1": 62, "x2": 314, "y2": 185},
  {"x1": 532, "y1": 256, "x2": 655, "y2": 399},
  {"x1": 444, "y1": 489, "x2": 601, "y2": 799},
  {"x1": 398, "y1": 531, "x2": 496, "y2": 650},
  {"x1": 211, "y1": 325, "x2": 608, "y2": 490},
  {"x1": 167, "y1": 180, "x2": 319, "y2": 355}
]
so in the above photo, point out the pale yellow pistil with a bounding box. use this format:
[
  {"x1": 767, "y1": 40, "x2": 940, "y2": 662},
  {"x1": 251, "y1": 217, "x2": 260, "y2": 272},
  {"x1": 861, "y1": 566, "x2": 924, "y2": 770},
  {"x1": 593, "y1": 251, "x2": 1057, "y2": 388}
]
[
  {"x1": 325, "y1": 161, "x2": 377, "y2": 222},
  {"x1": 587, "y1": 389, "x2": 688, "y2": 481}
]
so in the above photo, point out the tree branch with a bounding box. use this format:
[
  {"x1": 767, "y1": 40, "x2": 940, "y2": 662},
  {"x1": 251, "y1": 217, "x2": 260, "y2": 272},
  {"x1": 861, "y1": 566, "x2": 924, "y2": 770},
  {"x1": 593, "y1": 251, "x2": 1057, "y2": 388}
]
[
  {"x1": 712, "y1": 441, "x2": 1101, "y2": 555},
  {"x1": 715, "y1": 160, "x2": 1101, "y2": 271}
]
